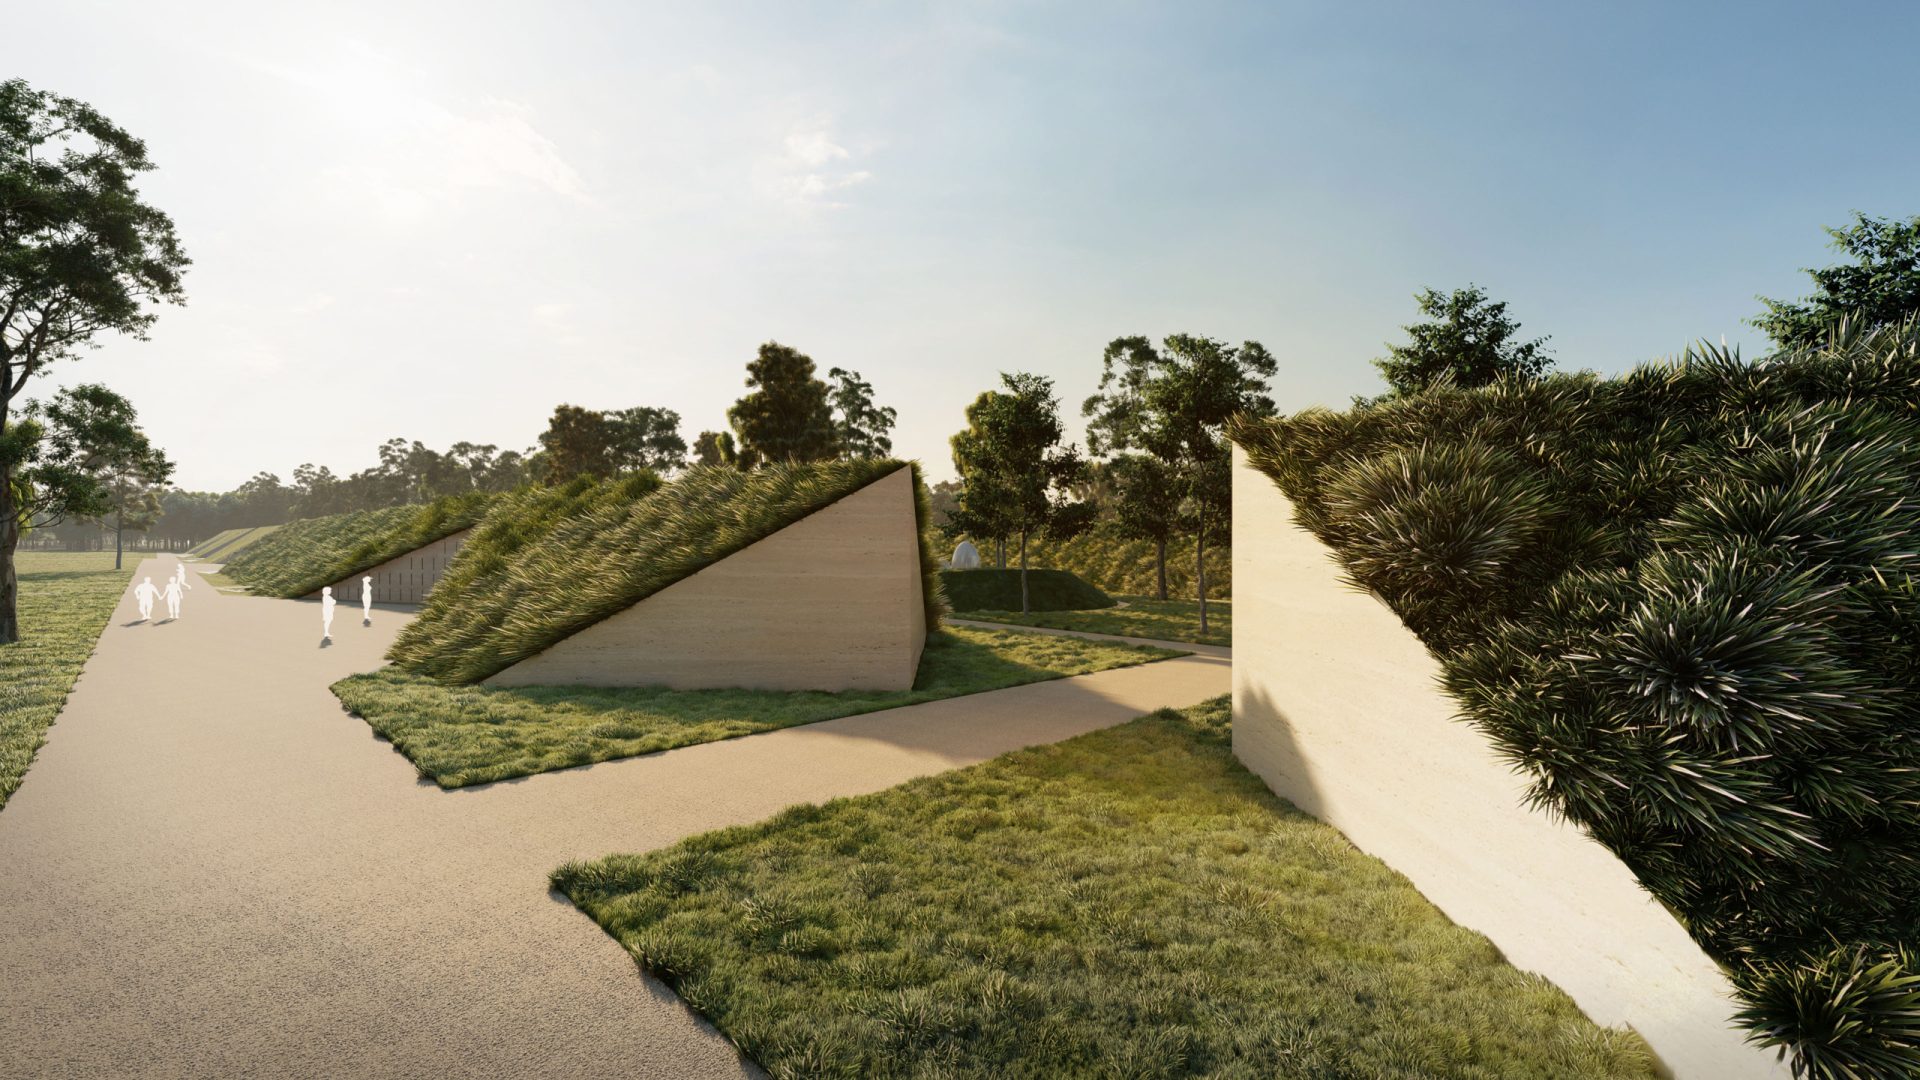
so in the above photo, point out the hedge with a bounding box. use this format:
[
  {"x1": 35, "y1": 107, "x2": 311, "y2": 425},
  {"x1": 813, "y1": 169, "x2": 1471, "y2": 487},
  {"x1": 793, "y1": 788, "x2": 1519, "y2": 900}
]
[
  {"x1": 968, "y1": 528, "x2": 1231, "y2": 600},
  {"x1": 938, "y1": 568, "x2": 1114, "y2": 612},
  {"x1": 1231, "y1": 319, "x2": 1920, "y2": 1078}
]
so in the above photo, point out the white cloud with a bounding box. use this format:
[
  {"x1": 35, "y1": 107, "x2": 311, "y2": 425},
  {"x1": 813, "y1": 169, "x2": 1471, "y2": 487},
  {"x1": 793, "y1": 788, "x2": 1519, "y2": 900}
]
[{"x1": 762, "y1": 119, "x2": 875, "y2": 208}]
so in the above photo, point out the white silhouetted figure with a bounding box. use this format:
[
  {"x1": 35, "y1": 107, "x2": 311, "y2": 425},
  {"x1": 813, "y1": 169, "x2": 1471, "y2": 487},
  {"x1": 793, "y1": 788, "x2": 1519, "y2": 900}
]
[
  {"x1": 161, "y1": 574, "x2": 185, "y2": 621},
  {"x1": 133, "y1": 576, "x2": 160, "y2": 621},
  {"x1": 321, "y1": 586, "x2": 337, "y2": 644},
  {"x1": 361, "y1": 575, "x2": 373, "y2": 626},
  {"x1": 174, "y1": 565, "x2": 192, "y2": 593}
]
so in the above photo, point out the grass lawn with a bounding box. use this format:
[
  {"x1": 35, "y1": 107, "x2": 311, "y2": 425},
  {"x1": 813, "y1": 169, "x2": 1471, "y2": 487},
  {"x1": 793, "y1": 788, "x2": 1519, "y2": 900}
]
[
  {"x1": 334, "y1": 626, "x2": 1182, "y2": 788},
  {"x1": 553, "y1": 698, "x2": 1655, "y2": 1080},
  {"x1": 0, "y1": 552, "x2": 131, "y2": 813},
  {"x1": 957, "y1": 595, "x2": 1231, "y2": 647}
]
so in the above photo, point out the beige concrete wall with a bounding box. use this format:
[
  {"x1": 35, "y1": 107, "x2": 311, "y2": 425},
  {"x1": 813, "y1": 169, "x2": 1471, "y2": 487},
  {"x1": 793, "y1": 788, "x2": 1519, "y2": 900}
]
[
  {"x1": 310, "y1": 528, "x2": 473, "y2": 607},
  {"x1": 1229, "y1": 447, "x2": 1784, "y2": 1080},
  {"x1": 487, "y1": 467, "x2": 927, "y2": 692}
]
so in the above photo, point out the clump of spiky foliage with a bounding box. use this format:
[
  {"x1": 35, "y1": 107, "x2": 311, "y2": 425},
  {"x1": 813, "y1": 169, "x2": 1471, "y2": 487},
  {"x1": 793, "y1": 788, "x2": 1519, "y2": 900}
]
[
  {"x1": 389, "y1": 460, "x2": 944, "y2": 684},
  {"x1": 1232, "y1": 320, "x2": 1920, "y2": 1078},
  {"x1": 220, "y1": 495, "x2": 491, "y2": 598}
]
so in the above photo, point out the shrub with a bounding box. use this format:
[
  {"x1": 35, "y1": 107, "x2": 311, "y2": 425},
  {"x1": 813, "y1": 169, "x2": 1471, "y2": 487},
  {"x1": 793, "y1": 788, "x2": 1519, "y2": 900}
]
[
  {"x1": 938, "y1": 568, "x2": 1114, "y2": 612},
  {"x1": 389, "y1": 460, "x2": 944, "y2": 684},
  {"x1": 991, "y1": 528, "x2": 1232, "y2": 599},
  {"x1": 220, "y1": 495, "x2": 491, "y2": 598},
  {"x1": 1231, "y1": 320, "x2": 1920, "y2": 1077}
]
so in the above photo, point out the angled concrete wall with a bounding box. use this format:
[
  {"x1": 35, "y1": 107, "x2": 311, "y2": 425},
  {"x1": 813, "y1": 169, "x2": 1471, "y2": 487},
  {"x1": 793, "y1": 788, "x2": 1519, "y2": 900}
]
[
  {"x1": 309, "y1": 528, "x2": 473, "y2": 607},
  {"x1": 486, "y1": 466, "x2": 927, "y2": 692},
  {"x1": 1229, "y1": 446, "x2": 1784, "y2": 1080}
]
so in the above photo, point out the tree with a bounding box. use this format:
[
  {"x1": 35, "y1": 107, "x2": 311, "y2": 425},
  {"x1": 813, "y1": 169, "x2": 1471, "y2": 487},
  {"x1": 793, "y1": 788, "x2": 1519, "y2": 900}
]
[
  {"x1": 538, "y1": 404, "x2": 616, "y2": 483},
  {"x1": 60, "y1": 386, "x2": 172, "y2": 568},
  {"x1": 827, "y1": 366, "x2": 897, "y2": 459},
  {"x1": 1371, "y1": 285, "x2": 1550, "y2": 398},
  {"x1": 605, "y1": 406, "x2": 686, "y2": 473},
  {"x1": 10, "y1": 384, "x2": 170, "y2": 569},
  {"x1": 1754, "y1": 212, "x2": 1920, "y2": 349},
  {"x1": 1107, "y1": 454, "x2": 1183, "y2": 600},
  {"x1": 1084, "y1": 334, "x2": 1277, "y2": 633},
  {"x1": 1, "y1": 79, "x2": 188, "y2": 642},
  {"x1": 951, "y1": 373, "x2": 1094, "y2": 614},
  {"x1": 692, "y1": 429, "x2": 738, "y2": 468},
  {"x1": 727, "y1": 342, "x2": 838, "y2": 467}
]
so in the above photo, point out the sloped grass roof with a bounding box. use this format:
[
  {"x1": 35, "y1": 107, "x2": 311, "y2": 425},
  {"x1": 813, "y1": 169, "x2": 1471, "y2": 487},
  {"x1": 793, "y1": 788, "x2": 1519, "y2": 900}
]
[
  {"x1": 220, "y1": 495, "x2": 491, "y2": 599},
  {"x1": 388, "y1": 460, "x2": 944, "y2": 685},
  {"x1": 1230, "y1": 321, "x2": 1920, "y2": 1077}
]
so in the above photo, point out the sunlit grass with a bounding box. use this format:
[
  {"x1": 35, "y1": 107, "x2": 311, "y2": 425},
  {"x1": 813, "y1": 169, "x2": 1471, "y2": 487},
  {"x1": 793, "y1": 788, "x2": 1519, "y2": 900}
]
[
  {"x1": 553, "y1": 698, "x2": 1656, "y2": 1079},
  {"x1": 0, "y1": 552, "x2": 130, "y2": 812},
  {"x1": 334, "y1": 626, "x2": 1180, "y2": 788}
]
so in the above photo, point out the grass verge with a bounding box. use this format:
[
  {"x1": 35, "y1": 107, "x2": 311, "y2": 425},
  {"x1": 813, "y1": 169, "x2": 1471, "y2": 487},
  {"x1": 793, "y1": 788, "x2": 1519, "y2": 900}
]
[
  {"x1": 335, "y1": 626, "x2": 1181, "y2": 788},
  {"x1": 958, "y1": 595, "x2": 1231, "y2": 647},
  {"x1": 0, "y1": 552, "x2": 131, "y2": 812},
  {"x1": 552, "y1": 697, "x2": 1655, "y2": 1079}
]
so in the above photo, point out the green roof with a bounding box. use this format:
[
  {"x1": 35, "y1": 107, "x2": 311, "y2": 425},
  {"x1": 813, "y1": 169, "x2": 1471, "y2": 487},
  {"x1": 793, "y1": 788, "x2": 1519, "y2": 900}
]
[
  {"x1": 388, "y1": 460, "x2": 944, "y2": 684},
  {"x1": 219, "y1": 495, "x2": 491, "y2": 599}
]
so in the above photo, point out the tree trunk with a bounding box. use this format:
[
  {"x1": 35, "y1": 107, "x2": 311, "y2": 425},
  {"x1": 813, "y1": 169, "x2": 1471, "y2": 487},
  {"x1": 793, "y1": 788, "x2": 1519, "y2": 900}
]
[
  {"x1": 0, "y1": 479, "x2": 18, "y2": 645},
  {"x1": 1155, "y1": 539, "x2": 1168, "y2": 601},
  {"x1": 1019, "y1": 530, "x2": 1030, "y2": 615},
  {"x1": 996, "y1": 537, "x2": 1007, "y2": 570},
  {"x1": 1195, "y1": 523, "x2": 1208, "y2": 636},
  {"x1": 115, "y1": 507, "x2": 125, "y2": 571}
]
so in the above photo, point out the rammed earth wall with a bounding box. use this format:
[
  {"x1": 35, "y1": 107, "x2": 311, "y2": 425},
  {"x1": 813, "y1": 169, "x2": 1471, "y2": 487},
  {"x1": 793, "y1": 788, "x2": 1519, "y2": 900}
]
[{"x1": 1228, "y1": 446, "x2": 1783, "y2": 1080}]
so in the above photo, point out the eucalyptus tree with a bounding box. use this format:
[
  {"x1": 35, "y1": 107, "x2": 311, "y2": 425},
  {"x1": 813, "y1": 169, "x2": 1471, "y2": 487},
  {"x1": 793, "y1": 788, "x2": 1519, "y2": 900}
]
[
  {"x1": 1, "y1": 79, "x2": 189, "y2": 641},
  {"x1": 1085, "y1": 334, "x2": 1276, "y2": 633},
  {"x1": 951, "y1": 373, "x2": 1093, "y2": 614},
  {"x1": 827, "y1": 366, "x2": 897, "y2": 459},
  {"x1": 14, "y1": 384, "x2": 171, "y2": 571}
]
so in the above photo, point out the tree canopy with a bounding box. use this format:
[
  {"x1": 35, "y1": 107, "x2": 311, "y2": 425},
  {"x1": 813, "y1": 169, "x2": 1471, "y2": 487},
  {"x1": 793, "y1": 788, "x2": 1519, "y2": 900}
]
[
  {"x1": 1754, "y1": 212, "x2": 1920, "y2": 350},
  {"x1": 827, "y1": 366, "x2": 897, "y2": 459},
  {"x1": 951, "y1": 372, "x2": 1092, "y2": 613},
  {"x1": 1, "y1": 78, "x2": 188, "y2": 641},
  {"x1": 1370, "y1": 286, "x2": 1550, "y2": 398},
  {"x1": 728, "y1": 341, "x2": 838, "y2": 467}
]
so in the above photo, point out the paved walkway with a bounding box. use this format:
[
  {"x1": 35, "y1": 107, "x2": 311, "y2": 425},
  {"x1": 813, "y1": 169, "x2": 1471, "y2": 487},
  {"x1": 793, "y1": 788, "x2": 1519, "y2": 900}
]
[{"x1": 0, "y1": 556, "x2": 1230, "y2": 1079}]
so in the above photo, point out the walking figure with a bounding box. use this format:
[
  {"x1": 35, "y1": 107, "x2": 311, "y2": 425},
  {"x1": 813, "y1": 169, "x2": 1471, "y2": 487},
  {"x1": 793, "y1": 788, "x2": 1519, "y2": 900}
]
[
  {"x1": 360, "y1": 575, "x2": 374, "y2": 626},
  {"x1": 161, "y1": 574, "x2": 185, "y2": 621},
  {"x1": 133, "y1": 576, "x2": 160, "y2": 621},
  {"x1": 321, "y1": 586, "x2": 337, "y2": 644}
]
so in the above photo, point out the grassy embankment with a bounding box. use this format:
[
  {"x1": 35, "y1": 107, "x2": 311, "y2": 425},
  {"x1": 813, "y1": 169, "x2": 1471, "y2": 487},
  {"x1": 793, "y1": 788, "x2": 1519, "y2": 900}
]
[
  {"x1": 0, "y1": 552, "x2": 131, "y2": 812},
  {"x1": 554, "y1": 697, "x2": 1656, "y2": 1079}
]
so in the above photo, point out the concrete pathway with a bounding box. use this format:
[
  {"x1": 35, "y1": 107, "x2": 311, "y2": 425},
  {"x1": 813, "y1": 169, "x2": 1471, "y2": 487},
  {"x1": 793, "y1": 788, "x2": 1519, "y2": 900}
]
[{"x1": 0, "y1": 556, "x2": 1230, "y2": 1079}]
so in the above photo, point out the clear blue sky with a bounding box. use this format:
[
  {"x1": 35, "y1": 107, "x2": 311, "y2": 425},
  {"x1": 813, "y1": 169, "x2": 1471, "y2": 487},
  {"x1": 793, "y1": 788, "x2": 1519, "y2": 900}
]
[{"x1": 17, "y1": 0, "x2": 1920, "y2": 489}]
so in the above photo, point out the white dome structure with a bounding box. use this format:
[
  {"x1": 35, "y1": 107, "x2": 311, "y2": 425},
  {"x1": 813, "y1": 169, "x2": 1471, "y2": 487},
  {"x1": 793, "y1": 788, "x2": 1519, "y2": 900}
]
[{"x1": 950, "y1": 539, "x2": 982, "y2": 570}]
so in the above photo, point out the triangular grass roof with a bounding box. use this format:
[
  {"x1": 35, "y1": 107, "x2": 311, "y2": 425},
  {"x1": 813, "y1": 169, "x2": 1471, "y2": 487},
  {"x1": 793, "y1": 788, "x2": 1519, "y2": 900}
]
[
  {"x1": 220, "y1": 494, "x2": 492, "y2": 599},
  {"x1": 389, "y1": 459, "x2": 945, "y2": 685}
]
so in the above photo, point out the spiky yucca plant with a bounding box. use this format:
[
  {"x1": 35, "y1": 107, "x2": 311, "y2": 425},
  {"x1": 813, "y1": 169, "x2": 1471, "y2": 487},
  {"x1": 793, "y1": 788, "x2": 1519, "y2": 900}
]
[{"x1": 1233, "y1": 318, "x2": 1920, "y2": 1075}]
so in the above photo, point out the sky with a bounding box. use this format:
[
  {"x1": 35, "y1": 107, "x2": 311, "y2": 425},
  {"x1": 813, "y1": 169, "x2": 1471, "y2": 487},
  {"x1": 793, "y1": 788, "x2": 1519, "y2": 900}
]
[{"x1": 12, "y1": 0, "x2": 1920, "y2": 491}]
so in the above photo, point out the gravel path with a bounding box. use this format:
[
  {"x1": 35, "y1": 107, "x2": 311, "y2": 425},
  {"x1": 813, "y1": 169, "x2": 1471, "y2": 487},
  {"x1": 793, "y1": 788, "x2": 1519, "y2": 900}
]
[{"x1": 0, "y1": 556, "x2": 1230, "y2": 1079}]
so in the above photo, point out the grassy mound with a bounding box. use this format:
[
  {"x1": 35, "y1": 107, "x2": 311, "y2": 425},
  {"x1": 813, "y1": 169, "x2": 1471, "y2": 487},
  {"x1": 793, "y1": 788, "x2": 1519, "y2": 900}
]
[
  {"x1": 389, "y1": 461, "x2": 944, "y2": 685},
  {"x1": 939, "y1": 568, "x2": 1113, "y2": 612},
  {"x1": 1231, "y1": 320, "x2": 1920, "y2": 1077},
  {"x1": 553, "y1": 698, "x2": 1656, "y2": 1078},
  {"x1": 194, "y1": 524, "x2": 279, "y2": 561},
  {"x1": 337, "y1": 626, "x2": 1176, "y2": 787},
  {"x1": 958, "y1": 595, "x2": 1230, "y2": 646},
  {"x1": 219, "y1": 496, "x2": 490, "y2": 599}
]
